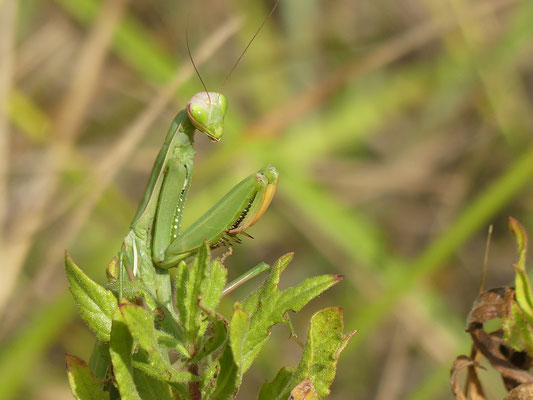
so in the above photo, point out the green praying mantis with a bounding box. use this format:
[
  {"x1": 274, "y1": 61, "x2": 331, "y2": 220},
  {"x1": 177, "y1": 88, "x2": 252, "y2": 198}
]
[
  {"x1": 115, "y1": 3, "x2": 284, "y2": 306},
  {"x1": 118, "y1": 90, "x2": 278, "y2": 307}
]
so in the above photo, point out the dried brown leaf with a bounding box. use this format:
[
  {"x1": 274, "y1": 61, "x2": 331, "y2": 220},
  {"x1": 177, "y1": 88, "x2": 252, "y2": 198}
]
[
  {"x1": 468, "y1": 326, "x2": 533, "y2": 390},
  {"x1": 450, "y1": 355, "x2": 485, "y2": 400},
  {"x1": 467, "y1": 287, "x2": 512, "y2": 328},
  {"x1": 505, "y1": 383, "x2": 533, "y2": 400}
]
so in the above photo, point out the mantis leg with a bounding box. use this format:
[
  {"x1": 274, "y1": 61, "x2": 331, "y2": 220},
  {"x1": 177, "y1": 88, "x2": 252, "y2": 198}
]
[
  {"x1": 222, "y1": 262, "x2": 270, "y2": 296},
  {"x1": 152, "y1": 161, "x2": 191, "y2": 263},
  {"x1": 157, "y1": 166, "x2": 278, "y2": 268}
]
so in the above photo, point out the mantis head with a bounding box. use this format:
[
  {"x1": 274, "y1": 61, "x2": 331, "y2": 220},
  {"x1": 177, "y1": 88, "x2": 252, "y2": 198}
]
[{"x1": 187, "y1": 92, "x2": 227, "y2": 141}]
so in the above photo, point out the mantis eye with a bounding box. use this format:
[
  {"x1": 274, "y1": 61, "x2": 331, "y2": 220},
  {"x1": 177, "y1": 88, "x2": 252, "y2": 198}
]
[{"x1": 188, "y1": 103, "x2": 209, "y2": 130}]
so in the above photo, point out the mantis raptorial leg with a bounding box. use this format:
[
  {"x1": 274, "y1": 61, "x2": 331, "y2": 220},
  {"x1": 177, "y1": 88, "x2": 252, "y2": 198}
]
[{"x1": 222, "y1": 261, "x2": 271, "y2": 296}]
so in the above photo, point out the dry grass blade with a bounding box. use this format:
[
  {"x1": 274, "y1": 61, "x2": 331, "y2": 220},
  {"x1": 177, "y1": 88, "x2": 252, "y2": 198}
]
[
  {"x1": 0, "y1": 0, "x2": 128, "y2": 319},
  {"x1": 248, "y1": 0, "x2": 520, "y2": 138},
  {"x1": 0, "y1": 0, "x2": 17, "y2": 314},
  {"x1": 0, "y1": 0, "x2": 16, "y2": 239},
  {"x1": 54, "y1": 0, "x2": 130, "y2": 142},
  {"x1": 29, "y1": 16, "x2": 242, "y2": 306},
  {"x1": 375, "y1": 327, "x2": 408, "y2": 400}
]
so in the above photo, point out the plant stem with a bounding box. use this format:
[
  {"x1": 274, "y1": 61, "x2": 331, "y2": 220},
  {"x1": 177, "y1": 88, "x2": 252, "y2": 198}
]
[{"x1": 188, "y1": 363, "x2": 200, "y2": 400}]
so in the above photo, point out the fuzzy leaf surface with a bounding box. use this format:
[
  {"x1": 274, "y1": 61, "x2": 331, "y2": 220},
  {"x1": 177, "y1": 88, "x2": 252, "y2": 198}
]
[
  {"x1": 208, "y1": 346, "x2": 239, "y2": 400},
  {"x1": 503, "y1": 301, "x2": 533, "y2": 353},
  {"x1": 66, "y1": 354, "x2": 109, "y2": 400},
  {"x1": 200, "y1": 258, "x2": 226, "y2": 314},
  {"x1": 65, "y1": 252, "x2": 117, "y2": 341},
  {"x1": 174, "y1": 243, "x2": 227, "y2": 346},
  {"x1": 154, "y1": 306, "x2": 189, "y2": 358},
  {"x1": 258, "y1": 307, "x2": 355, "y2": 399},
  {"x1": 109, "y1": 309, "x2": 141, "y2": 400},
  {"x1": 133, "y1": 369, "x2": 174, "y2": 400},
  {"x1": 191, "y1": 315, "x2": 227, "y2": 364},
  {"x1": 175, "y1": 243, "x2": 209, "y2": 342},
  {"x1": 119, "y1": 303, "x2": 192, "y2": 384}
]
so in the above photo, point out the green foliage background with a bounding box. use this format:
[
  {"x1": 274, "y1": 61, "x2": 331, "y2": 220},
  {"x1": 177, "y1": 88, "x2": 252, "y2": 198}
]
[{"x1": 1, "y1": 0, "x2": 533, "y2": 398}]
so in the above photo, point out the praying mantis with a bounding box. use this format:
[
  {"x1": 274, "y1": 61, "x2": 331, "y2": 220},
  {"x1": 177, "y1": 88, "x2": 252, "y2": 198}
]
[
  {"x1": 116, "y1": 3, "x2": 282, "y2": 308},
  {"x1": 118, "y1": 90, "x2": 278, "y2": 307}
]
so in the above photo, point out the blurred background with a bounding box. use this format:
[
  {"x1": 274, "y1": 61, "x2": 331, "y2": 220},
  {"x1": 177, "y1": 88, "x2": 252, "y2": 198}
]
[{"x1": 1, "y1": 0, "x2": 533, "y2": 398}]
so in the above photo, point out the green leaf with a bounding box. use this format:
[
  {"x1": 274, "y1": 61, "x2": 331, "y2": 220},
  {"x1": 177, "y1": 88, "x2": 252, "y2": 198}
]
[
  {"x1": 229, "y1": 307, "x2": 249, "y2": 373},
  {"x1": 174, "y1": 243, "x2": 226, "y2": 344},
  {"x1": 106, "y1": 280, "x2": 154, "y2": 307},
  {"x1": 197, "y1": 253, "x2": 227, "y2": 344},
  {"x1": 109, "y1": 309, "x2": 141, "y2": 400},
  {"x1": 232, "y1": 254, "x2": 343, "y2": 374},
  {"x1": 503, "y1": 300, "x2": 533, "y2": 353},
  {"x1": 509, "y1": 217, "x2": 533, "y2": 316},
  {"x1": 66, "y1": 354, "x2": 109, "y2": 400},
  {"x1": 107, "y1": 280, "x2": 190, "y2": 358},
  {"x1": 174, "y1": 261, "x2": 188, "y2": 329},
  {"x1": 155, "y1": 329, "x2": 190, "y2": 359},
  {"x1": 240, "y1": 254, "x2": 293, "y2": 315},
  {"x1": 502, "y1": 218, "x2": 533, "y2": 353},
  {"x1": 175, "y1": 244, "x2": 209, "y2": 341},
  {"x1": 191, "y1": 316, "x2": 228, "y2": 364},
  {"x1": 65, "y1": 252, "x2": 117, "y2": 341},
  {"x1": 119, "y1": 302, "x2": 159, "y2": 353},
  {"x1": 200, "y1": 359, "x2": 221, "y2": 399},
  {"x1": 258, "y1": 307, "x2": 356, "y2": 400},
  {"x1": 88, "y1": 341, "x2": 111, "y2": 380},
  {"x1": 120, "y1": 303, "x2": 192, "y2": 384},
  {"x1": 200, "y1": 258, "x2": 227, "y2": 313},
  {"x1": 208, "y1": 346, "x2": 239, "y2": 400},
  {"x1": 133, "y1": 369, "x2": 174, "y2": 400}
]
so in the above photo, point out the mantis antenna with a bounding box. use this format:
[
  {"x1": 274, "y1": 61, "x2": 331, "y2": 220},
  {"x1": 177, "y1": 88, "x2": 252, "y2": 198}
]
[
  {"x1": 186, "y1": 27, "x2": 211, "y2": 102},
  {"x1": 219, "y1": 0, "x2": 281, "y2": 92}
]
